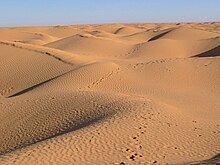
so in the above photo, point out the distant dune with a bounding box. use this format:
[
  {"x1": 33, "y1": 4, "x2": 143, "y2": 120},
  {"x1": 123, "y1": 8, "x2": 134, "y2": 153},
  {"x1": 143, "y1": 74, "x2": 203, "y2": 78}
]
[{"x1": 0, "y1": 22, "x2": 220, "y2": 165}]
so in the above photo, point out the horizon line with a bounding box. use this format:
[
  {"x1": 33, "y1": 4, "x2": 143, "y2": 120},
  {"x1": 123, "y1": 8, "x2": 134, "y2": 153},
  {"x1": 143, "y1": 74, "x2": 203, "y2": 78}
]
[{"x1": 1, "y1": 20, "x2": 220, "y2": 28}]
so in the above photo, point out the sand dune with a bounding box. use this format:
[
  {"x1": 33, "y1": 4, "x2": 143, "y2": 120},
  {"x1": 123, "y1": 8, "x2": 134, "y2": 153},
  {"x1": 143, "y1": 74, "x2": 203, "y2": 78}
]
[
  {"x1": 151, "y1": 26, "x2": 219, "y2": 40},
  {"x1": 113, "y1": 26, "x2": 145, "y2": 36},
  {"x1": 0, "y1": 22, "x2": 220, "y2": 165},
  {"x1": 0, "y1": 28, "x2": 58, "y2": 45},
  {"x1": 45, "y1": 33, "x2": 132, "y2": 58},
  {"x1": 128, "y1": 37, "x2": 220, "y2": 60}
]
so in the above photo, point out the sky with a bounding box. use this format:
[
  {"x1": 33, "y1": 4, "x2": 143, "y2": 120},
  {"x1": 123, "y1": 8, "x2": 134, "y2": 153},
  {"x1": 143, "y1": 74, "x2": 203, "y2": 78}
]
[{"x1": 0, "y1": 0, "x2": 219, "y2": 27}]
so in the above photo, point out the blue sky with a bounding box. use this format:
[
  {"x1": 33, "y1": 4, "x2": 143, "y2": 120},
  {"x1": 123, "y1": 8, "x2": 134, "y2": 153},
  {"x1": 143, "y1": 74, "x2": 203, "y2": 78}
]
[{"x1": 0, "y1": 0, "x2": 219, "y2": 27}]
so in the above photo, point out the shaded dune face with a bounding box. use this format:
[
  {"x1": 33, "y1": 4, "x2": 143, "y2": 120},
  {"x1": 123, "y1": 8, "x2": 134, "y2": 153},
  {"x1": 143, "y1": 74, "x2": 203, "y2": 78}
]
[{"x1": 0, "y1": 23, "x2": 220, "y2": 165}]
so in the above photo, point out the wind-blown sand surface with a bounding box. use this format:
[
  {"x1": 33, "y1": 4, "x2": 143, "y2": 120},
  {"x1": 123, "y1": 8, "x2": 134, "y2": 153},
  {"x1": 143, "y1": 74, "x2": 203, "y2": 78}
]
[{"x1": 0, "y1": 22, "x2": 220, "y2": 165}]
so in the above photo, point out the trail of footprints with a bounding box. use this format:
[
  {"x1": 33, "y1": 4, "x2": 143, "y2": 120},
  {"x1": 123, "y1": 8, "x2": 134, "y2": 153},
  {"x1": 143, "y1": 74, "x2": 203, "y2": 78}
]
[
  {"x1": 114, "y1": 102, "x2": 220, "y2": 165},
  {"x1": 87, "y1": 67, "x2": 121, "y2": 89},
  {"x1": 0, "y1": 87, "x2": 14, "y2": 96},
  {"x1": 123, "y1": 113, "x2": 161, "y2": 164}
]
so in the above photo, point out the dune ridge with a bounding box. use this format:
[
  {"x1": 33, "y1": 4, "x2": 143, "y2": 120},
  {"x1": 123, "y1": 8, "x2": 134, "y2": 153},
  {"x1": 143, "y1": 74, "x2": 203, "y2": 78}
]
[{"x1": 0, "y1": 22, "x2": 220, "y2": 165}]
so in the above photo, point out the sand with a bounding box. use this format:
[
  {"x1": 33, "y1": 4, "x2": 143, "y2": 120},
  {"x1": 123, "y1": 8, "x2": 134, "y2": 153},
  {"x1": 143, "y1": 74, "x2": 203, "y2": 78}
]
[{"x1": 0, "y1": 22, "x2": 219, "y2": 165}]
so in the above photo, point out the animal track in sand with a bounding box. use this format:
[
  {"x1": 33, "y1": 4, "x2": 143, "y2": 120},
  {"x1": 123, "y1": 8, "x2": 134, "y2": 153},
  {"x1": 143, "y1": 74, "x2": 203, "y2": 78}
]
[{"x1": 87, "y1": 67, "x2": 121, "y2": 89}]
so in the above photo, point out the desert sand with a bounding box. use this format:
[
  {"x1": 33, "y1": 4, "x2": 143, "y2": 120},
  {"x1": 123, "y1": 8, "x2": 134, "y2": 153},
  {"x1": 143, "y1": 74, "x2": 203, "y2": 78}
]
[{"x1": 0, "y1": 22, "x2": 219, "y2": 164}]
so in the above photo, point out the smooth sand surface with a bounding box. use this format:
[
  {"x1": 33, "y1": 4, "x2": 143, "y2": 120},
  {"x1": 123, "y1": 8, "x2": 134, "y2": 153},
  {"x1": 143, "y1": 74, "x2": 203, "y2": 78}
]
[{"x1": 0, "y1": 22, "x2": 220, "y2": 165}]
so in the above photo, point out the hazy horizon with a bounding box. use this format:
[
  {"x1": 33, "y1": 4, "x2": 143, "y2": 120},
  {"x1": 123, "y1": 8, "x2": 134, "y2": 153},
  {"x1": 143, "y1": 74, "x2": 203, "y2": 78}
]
[{"x1": 0, "y1": 0, "x2": 219, "y2": 27}]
